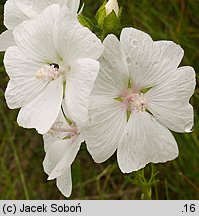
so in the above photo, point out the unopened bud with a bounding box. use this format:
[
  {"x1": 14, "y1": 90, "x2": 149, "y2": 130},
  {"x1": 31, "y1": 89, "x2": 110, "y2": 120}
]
[{"x1": 105, "y1": 0, "x2": 119, "y2": 16}]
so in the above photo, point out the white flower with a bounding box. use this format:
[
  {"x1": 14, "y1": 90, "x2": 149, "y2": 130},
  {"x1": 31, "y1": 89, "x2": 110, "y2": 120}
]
[
  {"x1": 105, "y1": 0, "x2": 119, "y2": 16},
  {"x1": 43, "y1": 105, "x2": 84, "y2": 197},
  {"x1": 83, "y1": 28, "x2": 196, "y2": 173},
  {"x1": 4, "y1": 4, "x2": 104, "y2": 134},
  {"x1": 0, "y1": 0, "x2": 81, "y2": 51}
]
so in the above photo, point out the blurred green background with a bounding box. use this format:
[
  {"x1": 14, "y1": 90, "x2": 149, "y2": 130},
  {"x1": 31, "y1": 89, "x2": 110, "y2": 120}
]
[{"x1": 0, "y1": 0, "x2": 198, "y2": 200}]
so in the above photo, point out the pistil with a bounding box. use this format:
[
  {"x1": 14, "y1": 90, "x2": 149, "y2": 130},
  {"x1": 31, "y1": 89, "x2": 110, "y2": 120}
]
[{"x1": 121, "y1": 91, "x2": 148, "y2": 113}]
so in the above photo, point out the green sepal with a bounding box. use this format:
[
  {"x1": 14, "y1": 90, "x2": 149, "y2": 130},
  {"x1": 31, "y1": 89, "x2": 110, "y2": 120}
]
[
  {"x1": 127, "y1": 109, "x2": 131, "y2": 121},
  {"x1": 61, "y1": 105, "x2": 73, "y2": 126},
  {"x1": 114, "y1": 97, "x2": 123, "y2": 102},
  {"x1": 78, "y1": 14, "x2": 95, "y2": 31},
  {"x1": 128, "y1": 79, "x2": 132, "y2": 88},
  {"x1": 95, "y1": 0, "x2": 107, "y2": 28},
  {"x1": 63, "y1": 135, "x2": 71, "y2": 140},
  {"x1": 63, "y1": 80, "x2": 66, "y2": 98},
  {"x1": 102, "y1": 10, "x2": 121, "y2": 39},
  {"x1": 141, "y1": 86, "x2": 153, "y2": 94}
]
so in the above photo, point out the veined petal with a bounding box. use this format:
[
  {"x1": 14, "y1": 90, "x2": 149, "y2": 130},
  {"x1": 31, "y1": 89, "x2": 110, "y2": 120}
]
[
  {"x1": 4, "y1": 46, "x2": 43, "y2": 78},
  {"x1": 120, "y1": 28, "x2": 184, "y2": 89},
  {"x1": 43, "y1": 134, "x2": 83, "y2": 180},
  {"x1": 82, "y1": 98, "x2": 127, "y2": 163},
  {"x1": 13, "y1": 4, "x2": 60, "y2": 63},
  {"x1": 146, "y1": 66, "x2": 196, "y2": 133},
  {"x1": 117, "y1": 112, "x2": 179, "y2": 173},
  {"x1": 66, "y1": 0, "x2": 80, "y2": 15},
  {"x1": 5, "y1": 78, "x2": 46, "y2": 109},
  {"x1": 92, "y1": 34, "x2": 129, "y2": 98},
  {"x1": 17, "y1": 76, "x2": 63, "y2": 134},
  {"x1": 4, "y1": 46, "x2": 46, "y2": 108},
  {"x1": 56, "y1": 166, "x2": 72, "y2": 197},
  {"x1": 0, "y1": 30, "x2": 15, "y2": 51},
  {"x1": 14, "y1": 0, "x2": 67, "y2": 18},
  {"x1": 14, "y1": 0, "x2": 46, "y2": 19},
  {"x1": 4, "y1": 0, "x2": 67, "y2": 29},
  {"x1": 53, "y1": 12, "x2": 103, "y2": 64},
  {"x1": 4, "y1": 0, "x2": 28, "y2": 29},
  {"x1": 65, "y1": 58, "x2": 100, "y2": 127}
]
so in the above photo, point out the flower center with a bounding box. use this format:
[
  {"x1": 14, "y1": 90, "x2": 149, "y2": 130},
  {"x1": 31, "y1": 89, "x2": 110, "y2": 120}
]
[
  {"x1": 36, "y1": 63, "x2": 60, "y2": 82},
  {"x1": 35, "y1": 63, "x2": 70, "y2": 82},
  {"x1": 122, "y1": 92, "x2": 148, "y2": 112},
  {"x1": 49, "y1": 122, "x2": 80, "y2": 139}
]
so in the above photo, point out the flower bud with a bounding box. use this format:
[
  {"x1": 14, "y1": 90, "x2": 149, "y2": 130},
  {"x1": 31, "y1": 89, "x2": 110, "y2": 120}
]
[{"x1": 105, "y1": 0, "x2": 119, "y2": 17}]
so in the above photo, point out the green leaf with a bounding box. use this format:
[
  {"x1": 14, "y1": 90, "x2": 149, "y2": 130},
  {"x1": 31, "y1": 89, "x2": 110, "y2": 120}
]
[{"x1": 95, "y1": 0, "x2": 107, "y2": 28}]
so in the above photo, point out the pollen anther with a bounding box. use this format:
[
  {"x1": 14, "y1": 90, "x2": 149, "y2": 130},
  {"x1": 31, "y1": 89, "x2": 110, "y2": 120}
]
[
  {"x1": 50, "y1": 122, "x2": 80, "y2": 138},
  {"x1": 122, "y1": 92, "x2": 148, "y2": 112},
  {"x1": 36, "y1": 64, "x2": 59, "y2": 82}
]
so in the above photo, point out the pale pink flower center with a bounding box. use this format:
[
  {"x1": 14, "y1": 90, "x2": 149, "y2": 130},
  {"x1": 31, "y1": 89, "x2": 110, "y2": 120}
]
[
  {"x1": 35, "y1": 63, "x2": 69, "y2": 82},
  {"x1": 121, "y1": 92, "x2": 148, "y2": 112},
  {"x1": 36, "y1": 64, "x2": 59, "y2": 82},
  {"x1": 50, "y1": 122, "x2": 80, "y2": 138}
]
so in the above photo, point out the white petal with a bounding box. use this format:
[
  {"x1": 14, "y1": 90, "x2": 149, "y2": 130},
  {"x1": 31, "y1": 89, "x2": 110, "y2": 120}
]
[
  {"x1": 17, "y1": 76, "x2": 63, "y2": 134},
  {"x1": 92, "y1": 34, "x2": 129, "y2": 98},
  {"x1": 4, "y1": 0, "x2": 67, "y2": 30},
  {"x1": 43, "y1": 134, "x2": 57, "y2": 153},
  {"x1": 0, "y1": 30, "x2": 15, "y2": 51},
  {"x1": 65, "y1": 58, "x2": 100, "y2": 126},
  {"x1": 120, "y1": 28, "x2": 184, "y2": 89},
  {"x1": 4, "y1": 46, "x2": 46, "y2": 108},
  {"x1": 117, "y1": 112, "x2": 179, "y2": 173},
  {"x1": 4, "y1": 0, "x2": 28, "y2": 29},
  {"x1": 4, "y1": 46, "x2": 42, "y2": 78},
  {"x1": 56, "y1": 167, "x2": 72, "y2": 198},
  {"x1": 5, "y1": 78, "x2": 46, "y2": 109},
  {"x1": 14, "y1": 0, "x2": 46, "y2": 18},
  {"x1": 43, "y1": 134, "x2": 83, "y2": 179},
  {"x1": 146, "y1": 66, "x2": 196, "y2": 133},
  {"x1": 14, "y1": 0, "x2": 66, "y2": 18},
  {"x1": 13, "y1": 4, "x2": 60, "y2": 63},
  {"x1": 66, "y1": 0, "x2": 80, "y2": 15},
  {"x1": 52, "y1": 0, "x2": 68, "y2": 5},
  {"x1": 53, "y1": 12, "x2": 103, "y2": 63},
  {"x1": 82, "y1": 98, "x2": 127, "y2": 163}
]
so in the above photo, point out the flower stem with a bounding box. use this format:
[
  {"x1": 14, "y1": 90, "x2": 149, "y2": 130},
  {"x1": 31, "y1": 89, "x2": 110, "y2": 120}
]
[{"x1": 127, "y1": 164, "x2": 159, "y2": 200}]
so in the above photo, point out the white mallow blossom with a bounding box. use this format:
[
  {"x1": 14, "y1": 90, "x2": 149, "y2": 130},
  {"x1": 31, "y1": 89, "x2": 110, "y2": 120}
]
[
  {"x1": 105, "y1": 0, "x2": 119, "y2": 16},
  {"x1": 4, "y1": 4, "x2": 104, "y2": 134},
  {"x1": 0, "y1": 0, "x2": 81, "y2": 51},
  {"x1": 83, "y1": 28, "x2": 196, "y2": 173},
  {"x1": 43, "y1": 107, "x2": 84, "y2": 197}
]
